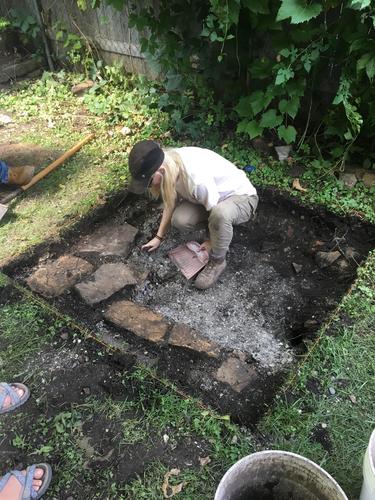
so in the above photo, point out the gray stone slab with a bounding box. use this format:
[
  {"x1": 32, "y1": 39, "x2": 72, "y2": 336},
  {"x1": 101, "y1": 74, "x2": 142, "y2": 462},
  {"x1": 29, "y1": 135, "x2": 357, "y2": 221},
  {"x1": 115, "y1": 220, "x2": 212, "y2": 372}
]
[
  {"x1": 26, "y1": 255, "x2": 94, "y2": 298},
  {"x1": 339, "y1": 173, "x2": 357, "y2": 189},
  {"x1": 76, "y1": 222, "x2": 138, "y2": 257},
  {"x1": 75, "y1": 263, "x2": 138, "y2": 305},
  {"x1": 0, "y1": 58, "x2": 42, "y2": 84},
  {"x1": 215, "y1": 357, "x2": 258, "y2": 393}
]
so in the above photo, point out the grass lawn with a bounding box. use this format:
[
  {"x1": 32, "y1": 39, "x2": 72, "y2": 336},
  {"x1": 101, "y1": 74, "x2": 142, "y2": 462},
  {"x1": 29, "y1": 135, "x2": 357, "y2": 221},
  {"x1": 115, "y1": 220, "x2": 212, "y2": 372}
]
[{"x1": 0, "y1": 72, "x2": 374, "y2": 499}]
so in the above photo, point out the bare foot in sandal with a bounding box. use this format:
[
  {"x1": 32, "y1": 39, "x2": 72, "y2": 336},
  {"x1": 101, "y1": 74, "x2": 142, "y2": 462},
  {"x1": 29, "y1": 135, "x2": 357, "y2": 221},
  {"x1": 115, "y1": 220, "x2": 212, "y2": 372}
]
[
  {"x1": 0, "y1": 464, "x2": 52, "y2": 499},
  {"x1": 0, "y1": 382, "x2": 30, "y2": 414}
]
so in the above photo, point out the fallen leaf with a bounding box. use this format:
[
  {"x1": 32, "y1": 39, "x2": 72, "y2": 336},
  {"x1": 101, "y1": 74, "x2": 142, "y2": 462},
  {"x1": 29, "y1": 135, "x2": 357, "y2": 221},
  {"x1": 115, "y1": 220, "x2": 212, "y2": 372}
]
[
  {"x1": 292, "y1": 178, "x2": 308, "y2": 193},
  {"x1": 162, "y1": 468, "x2": 186, "y2": 498},
  {"x1": 312, "y1": 240, "x2": 325, "y2": 249},
  {"x1": 349, "y1": 394, "x2": 357, "y2": 404},
  {"x1": 199, "y1": 456, "x2": 211, "y2": 467},
  {"x1": 315, "y1": 250, "x2": 341, "y2": 269}
]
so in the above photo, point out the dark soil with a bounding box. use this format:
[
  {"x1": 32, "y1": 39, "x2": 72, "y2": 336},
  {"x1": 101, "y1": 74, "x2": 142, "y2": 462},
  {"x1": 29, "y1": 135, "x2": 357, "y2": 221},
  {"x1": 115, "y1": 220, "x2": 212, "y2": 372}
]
[
  {"x1": 2, "y1": 187, "x2": 375, "y2": 425},
  {"x1": 0, "y1": 289, "x2": 211, "y2": 499},
  {"x1": 310, "y1": 425, "x2": 333, "y2": 453}
]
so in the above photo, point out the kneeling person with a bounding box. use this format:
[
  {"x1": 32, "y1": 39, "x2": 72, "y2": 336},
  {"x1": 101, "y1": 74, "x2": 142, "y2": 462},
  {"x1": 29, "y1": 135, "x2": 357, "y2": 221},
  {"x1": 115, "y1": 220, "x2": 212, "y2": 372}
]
[{"x1": 128, "y1": 140, "x2": 258, "y2": 290}]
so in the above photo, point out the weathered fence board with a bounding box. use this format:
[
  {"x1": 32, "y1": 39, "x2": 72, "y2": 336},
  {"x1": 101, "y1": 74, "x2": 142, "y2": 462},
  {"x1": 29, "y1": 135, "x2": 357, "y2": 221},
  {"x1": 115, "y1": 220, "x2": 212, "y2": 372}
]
[
  {"x1": 0, "y1": 0, "x2": 31, "y2": 16},
  {"x1": 1, "y1": 0, "x2": 150, "y2": 75}
]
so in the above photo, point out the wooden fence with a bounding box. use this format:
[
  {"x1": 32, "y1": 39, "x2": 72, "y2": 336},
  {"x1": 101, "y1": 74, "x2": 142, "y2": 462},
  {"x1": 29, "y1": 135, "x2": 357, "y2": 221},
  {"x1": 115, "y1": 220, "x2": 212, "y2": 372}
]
[{"x1": 0, "y1": 0, "x2": 150, "y2": 75}]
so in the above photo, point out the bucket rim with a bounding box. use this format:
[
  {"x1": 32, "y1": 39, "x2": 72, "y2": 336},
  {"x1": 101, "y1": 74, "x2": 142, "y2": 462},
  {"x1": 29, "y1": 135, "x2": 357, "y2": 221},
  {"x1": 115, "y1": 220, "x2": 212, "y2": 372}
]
[
  {"x1": 214, "y1": 450, "x2": 348, "y2": 500},
  {"x1": 368, "y1": 428, "x2": 375, "y2": 475}
]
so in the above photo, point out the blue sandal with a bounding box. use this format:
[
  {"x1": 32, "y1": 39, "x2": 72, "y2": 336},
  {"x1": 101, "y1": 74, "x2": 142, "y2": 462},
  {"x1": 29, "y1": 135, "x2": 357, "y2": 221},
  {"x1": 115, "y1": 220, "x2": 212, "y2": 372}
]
[
  {"x1": 0, "y1": 463, "x2": 52, "y2": 499},
  {"x1": 0, "y1": 382, "x2": 30, "y2": 415}
]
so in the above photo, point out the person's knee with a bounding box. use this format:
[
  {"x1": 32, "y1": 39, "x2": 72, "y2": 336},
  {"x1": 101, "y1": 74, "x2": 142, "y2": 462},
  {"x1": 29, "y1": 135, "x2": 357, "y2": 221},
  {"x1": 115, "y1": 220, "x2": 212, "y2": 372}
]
[
  {"x1": 209, "y1": 204, "x2": 230, "y2": 231},
  {"x1": 171, "y1": 211, "x2": 194, "y2": 232}
]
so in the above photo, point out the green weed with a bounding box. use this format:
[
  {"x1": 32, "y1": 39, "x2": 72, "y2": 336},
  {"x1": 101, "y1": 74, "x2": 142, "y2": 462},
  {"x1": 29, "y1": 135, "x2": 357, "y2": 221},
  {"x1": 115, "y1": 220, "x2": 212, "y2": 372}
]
[
  {"x1": 0, "y1": 273, "x2": 8, "y2": 287},
  {"x1": 0, "y1": 301, "x2": 58, "y2": 380}
]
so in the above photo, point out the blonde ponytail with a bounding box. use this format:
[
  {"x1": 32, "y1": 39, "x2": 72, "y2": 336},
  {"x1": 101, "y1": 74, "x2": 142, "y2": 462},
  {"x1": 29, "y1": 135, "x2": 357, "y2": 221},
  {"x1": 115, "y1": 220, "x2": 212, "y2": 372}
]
[{"x1": 148, "y1": 149, "x2": 189, "y2": 211}]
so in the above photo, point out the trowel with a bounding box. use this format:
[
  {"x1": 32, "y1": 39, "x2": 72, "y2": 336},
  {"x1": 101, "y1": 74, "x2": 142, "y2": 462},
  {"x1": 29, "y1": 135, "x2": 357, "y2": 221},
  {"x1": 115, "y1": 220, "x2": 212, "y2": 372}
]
[{"x1": 0, "y1": 133, "x2": 95, "y2": 221}]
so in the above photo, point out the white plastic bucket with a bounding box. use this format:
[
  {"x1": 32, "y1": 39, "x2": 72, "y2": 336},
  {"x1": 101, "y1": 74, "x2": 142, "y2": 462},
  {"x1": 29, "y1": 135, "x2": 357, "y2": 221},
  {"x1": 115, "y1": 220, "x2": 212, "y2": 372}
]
[
  {"x1": 215, "y1": 450, "x2": 348, "y2": 500},
  {"x1": 275, "y1": 145, "x2": 292, "y2": 161},
  {"x1": 359, "y1": 429, "x2": 375, "y2": 500}
]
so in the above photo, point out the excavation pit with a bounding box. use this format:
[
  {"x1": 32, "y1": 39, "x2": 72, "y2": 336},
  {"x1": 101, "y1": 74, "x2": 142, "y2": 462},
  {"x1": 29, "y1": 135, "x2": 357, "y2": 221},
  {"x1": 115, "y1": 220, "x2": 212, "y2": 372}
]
[{"x1": 7, "y1": 187, "x2": 375, "y2": 424}]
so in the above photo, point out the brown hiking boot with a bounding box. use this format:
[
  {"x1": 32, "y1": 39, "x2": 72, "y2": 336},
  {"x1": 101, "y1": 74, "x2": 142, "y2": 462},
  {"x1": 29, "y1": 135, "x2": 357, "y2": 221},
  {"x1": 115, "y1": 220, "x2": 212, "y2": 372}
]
[
  {"x1": 194, "y1": 259, "x2": 227, "y2": 290},
  {"x1": 7, "y1": 165, "x2": 35, "y2": 186}
]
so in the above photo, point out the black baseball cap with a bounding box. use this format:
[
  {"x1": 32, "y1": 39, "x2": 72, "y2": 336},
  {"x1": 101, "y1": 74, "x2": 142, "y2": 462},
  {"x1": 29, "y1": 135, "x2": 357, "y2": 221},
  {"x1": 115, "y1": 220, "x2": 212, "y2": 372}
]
[{"x1": 128, "y1": 140, "x2": 165, "y2": 194}]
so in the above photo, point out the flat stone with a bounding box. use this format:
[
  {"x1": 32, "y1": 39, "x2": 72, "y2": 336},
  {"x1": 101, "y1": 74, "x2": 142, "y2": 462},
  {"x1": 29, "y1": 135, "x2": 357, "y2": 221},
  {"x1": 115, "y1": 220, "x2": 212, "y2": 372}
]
[
  {"x1": 339, "y1": 173, "x2": 357, "y2": 189},
  {"x1": 362, "y1": 172, "x2": 375, "y2": 188},
  {"x1": 119, "y1": 126, "x2": 132, "y2": 136},
  {"x1": 343, "y1": 167, "x2": 365, "y2": 180},
  {"x1": 77, "y1": 222, "x2": 138, "y2": 257},
  {"x1": 261, "y1": 241, "x2": 279, "y2": 252},
  {"x1": 71, "y1": 80, "x2": 94, "y2": 96},
  {"x1": 26, "y1": 255, "x2": 94, "y2": 297},
  {"x1": 0, "y1": 58, "x2": 42, "y2": 83},
  {"x1": 75, "y1": 263, "x2": 138, "y2": 305},
  {"x1": 215, "y1": 357, "x2": 258, "y2": 393},
  {"x1": 104, "y1": 300, "x2": 168, "y2": 343},
  {"x1": 315, "y1": 250, "x2": 341, "y2": 268},
  {"x1": 168, "y1": 323, "x2": 220, "y2": 358},
  {"x1": 292, "y1": 262, "x2": 303, "y2": 274}
]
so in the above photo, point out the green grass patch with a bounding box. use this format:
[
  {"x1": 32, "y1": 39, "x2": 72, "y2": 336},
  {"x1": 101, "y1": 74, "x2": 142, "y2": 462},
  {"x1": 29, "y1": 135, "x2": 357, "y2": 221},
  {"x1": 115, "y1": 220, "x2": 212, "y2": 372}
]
[
  {"x1": 0, "y1": 298, "x2": 62, "y2": 381},
  {"x1": 0, "y1": 272, "x2": 8, "y2": 287}
]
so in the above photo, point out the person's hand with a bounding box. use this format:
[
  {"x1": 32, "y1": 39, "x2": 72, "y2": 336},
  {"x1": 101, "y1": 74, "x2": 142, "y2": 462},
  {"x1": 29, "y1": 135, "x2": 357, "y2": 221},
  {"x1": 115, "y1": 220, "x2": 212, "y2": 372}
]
[
  {"x1": 141, "y1": 237, "x2": 162, "y2": 252},
  {"x1": 200, "y1": 240, "x2": 212, "y2": 252}
]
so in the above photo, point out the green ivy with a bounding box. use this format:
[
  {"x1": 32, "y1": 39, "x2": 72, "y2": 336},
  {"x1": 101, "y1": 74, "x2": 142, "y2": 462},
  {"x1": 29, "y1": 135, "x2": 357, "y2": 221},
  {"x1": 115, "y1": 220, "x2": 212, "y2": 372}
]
[
  {"x1": 82, "y1": 0, "x2": 375, "y2": 165},
  {"x1": 0, "y1": 17, "x2": 10, "y2": 31},
  {"x1": 9, "y1": 9, "x2": 40, "y2": 39}
]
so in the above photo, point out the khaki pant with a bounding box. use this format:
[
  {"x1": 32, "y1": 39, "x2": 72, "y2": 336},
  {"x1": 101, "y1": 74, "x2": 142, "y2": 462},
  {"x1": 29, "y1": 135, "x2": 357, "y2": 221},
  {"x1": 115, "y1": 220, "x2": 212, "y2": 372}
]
[{"x1": 171, "y1": 194, "x2": 258, "y2": 260}]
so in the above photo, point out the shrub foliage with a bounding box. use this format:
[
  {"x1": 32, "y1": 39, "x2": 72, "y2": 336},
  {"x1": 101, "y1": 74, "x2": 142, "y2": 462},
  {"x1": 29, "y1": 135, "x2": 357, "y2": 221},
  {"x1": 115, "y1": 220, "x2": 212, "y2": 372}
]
[{"x1": 82, "y1": 0, "x2": 374, "y2": 164}]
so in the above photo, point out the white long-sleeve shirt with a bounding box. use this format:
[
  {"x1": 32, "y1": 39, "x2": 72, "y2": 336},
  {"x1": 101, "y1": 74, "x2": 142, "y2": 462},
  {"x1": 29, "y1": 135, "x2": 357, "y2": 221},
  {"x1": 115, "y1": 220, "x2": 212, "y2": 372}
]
[{"x1": 174, "y1": 147, "x2": 257, "y2": 211}]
